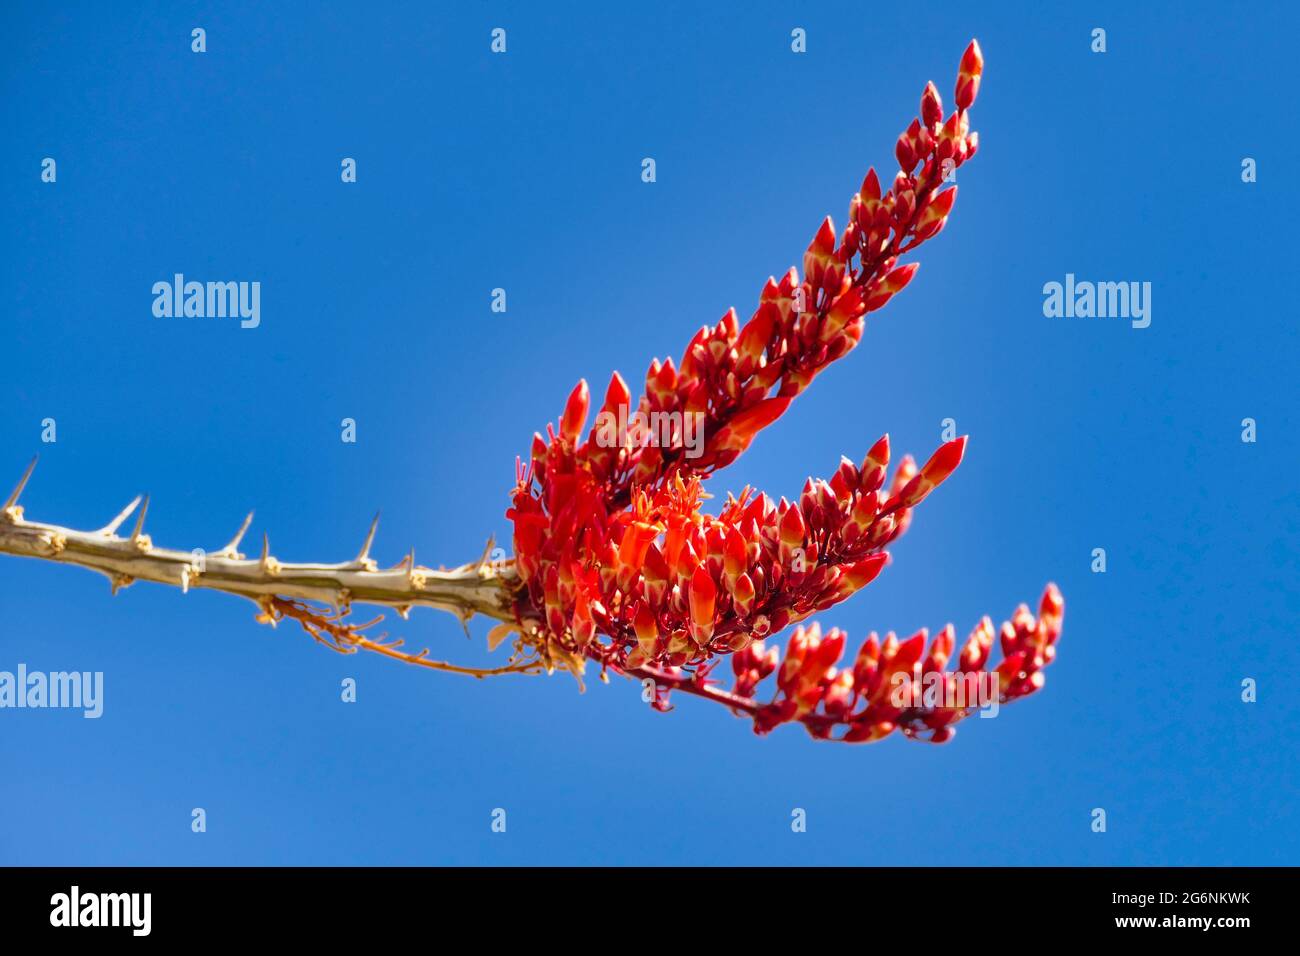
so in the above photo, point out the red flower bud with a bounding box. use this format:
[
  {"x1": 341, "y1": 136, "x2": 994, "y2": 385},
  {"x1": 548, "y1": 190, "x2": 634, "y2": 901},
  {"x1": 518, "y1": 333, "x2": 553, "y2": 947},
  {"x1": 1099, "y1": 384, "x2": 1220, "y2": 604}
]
[
  {"x1": 917, "y1": 186, "x2": 957, "y2": 234},
  {"x1": 602, "y1": 371, "x2": 631, "y2": 416},
  {"x1": 895, "y1": 436, "x2": 966, "y2": 509},
  {"x1": 633, "y1": 603, "x2": 659, "y2": 654},
  {"x1": 861, "y1": 167, "x2": 882, "y2": 201},
  {"x1": 895, "y1": 133, "x2": 917, "y2": 173},
  {"x1": 778, "y1": 503, "x2": 806, "y2": 548},
  {"x1": 955, "y1": 39, "x2": 984, "y2": 110},
  {"x1": 688, "y1": 565, "x2": 717, "y2": 643},
  {"x1": 921, "y1": 80, "x2": 943, "y2": 127},
  {"x1": 841, "y1": 553, "x2": 888, "y2": 591},
  {"x1": 709, "y1": 396, "x2": 792, "y2": 457},
  {"x1": 560, "y1": 379, "x2": 590, "y2": 444}
]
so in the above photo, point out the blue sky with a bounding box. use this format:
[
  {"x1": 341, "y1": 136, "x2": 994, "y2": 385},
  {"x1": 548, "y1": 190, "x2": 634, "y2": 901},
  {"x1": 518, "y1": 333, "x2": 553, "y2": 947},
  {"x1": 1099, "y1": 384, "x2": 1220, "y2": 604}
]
[{"x1": 1, "y1": 0, "x2": 1296, "y2": 865}]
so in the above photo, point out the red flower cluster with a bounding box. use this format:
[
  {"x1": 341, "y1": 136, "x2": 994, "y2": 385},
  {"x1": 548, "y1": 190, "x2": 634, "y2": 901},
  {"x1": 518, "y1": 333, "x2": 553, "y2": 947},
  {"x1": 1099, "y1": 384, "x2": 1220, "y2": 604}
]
[
  {"x1": 506, "y1": 41, "x2": 1064, "y2": 742},
  {"x1": 730, "y1": 583, "x2": 1064, "y2": 742}
]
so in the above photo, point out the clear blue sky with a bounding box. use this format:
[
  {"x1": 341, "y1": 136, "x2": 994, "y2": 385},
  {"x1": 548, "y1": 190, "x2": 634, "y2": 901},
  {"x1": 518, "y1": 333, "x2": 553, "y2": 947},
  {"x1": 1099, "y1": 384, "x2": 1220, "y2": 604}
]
[{"x1": 2, "y1": 1, "x2": 1296, "y2": 865}]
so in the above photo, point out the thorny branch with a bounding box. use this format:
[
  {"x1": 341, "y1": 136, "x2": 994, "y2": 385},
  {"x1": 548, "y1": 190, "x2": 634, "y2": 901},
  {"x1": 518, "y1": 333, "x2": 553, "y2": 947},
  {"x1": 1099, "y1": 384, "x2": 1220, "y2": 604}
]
[{"x1": 0, "y1": 461, "x2": 524, "y2": 669}]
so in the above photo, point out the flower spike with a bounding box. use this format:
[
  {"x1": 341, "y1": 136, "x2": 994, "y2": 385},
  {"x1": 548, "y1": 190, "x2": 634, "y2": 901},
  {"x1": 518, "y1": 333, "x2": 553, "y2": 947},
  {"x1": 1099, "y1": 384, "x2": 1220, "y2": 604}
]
[{"x1": 500, "y1": 40, "x2": 1063, "y2": 743}]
